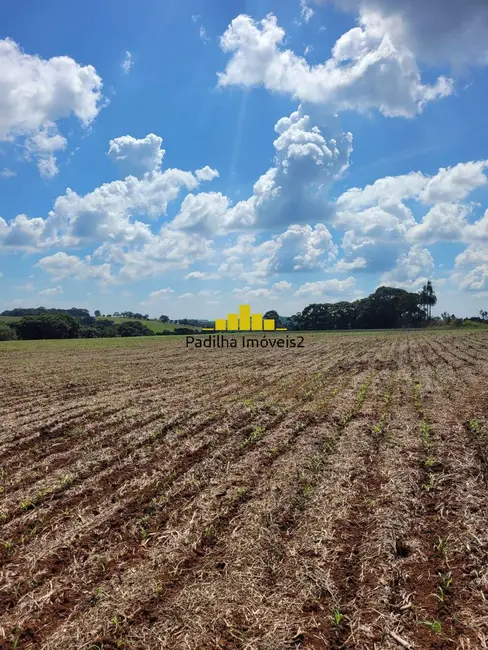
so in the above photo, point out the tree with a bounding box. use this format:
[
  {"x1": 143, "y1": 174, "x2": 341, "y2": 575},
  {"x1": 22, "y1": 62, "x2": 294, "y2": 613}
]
[
  {"x1": 16, "y1": 314, "x2": 80, "y2": 340},
  {"x1": 480, "y1": 309, "x2": 488, "y2": 322},
  {"x1": 420, "y1": 281, "x2": 437, "y2": 320},
  {"x1": 263, "y1": 310, "x2": 280, "y2": 328},
  {"x1": 115, "y1": 320, "x2": 153, "y2": 337},
  {"x1": 0, "y1": 324, "x2": 17, "y2": 341},
  {"x1": 94, "y1": 310, "x2": 101, "y2": 318},
  {"x1": 158, "y1": 314, "x2": 169, "y2": 323}
]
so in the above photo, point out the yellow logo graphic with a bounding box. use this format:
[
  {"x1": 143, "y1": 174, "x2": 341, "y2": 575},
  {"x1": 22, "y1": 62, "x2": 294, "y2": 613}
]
[{"x1": 202, "y1": 305, "x2": 287, "y2": 332}]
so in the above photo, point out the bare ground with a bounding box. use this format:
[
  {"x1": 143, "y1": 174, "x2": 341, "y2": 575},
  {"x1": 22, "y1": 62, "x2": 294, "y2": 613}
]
[{"x1": 1, "y1": 332, "x2": 488, "y2": 649}]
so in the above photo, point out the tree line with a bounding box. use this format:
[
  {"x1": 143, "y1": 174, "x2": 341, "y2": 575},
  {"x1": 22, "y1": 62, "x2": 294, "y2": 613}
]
[
  {"x1": 0, "y1": 309, "x2": 196, "y2": 341},
  {"x1": 1, "y1": 282, "x2": 487, "y2": 341}
]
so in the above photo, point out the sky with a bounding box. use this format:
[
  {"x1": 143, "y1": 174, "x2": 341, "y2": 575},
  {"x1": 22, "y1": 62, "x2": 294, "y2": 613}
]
[{"x1": 1, "y1": 0, "x2": 488, "y2": 319}]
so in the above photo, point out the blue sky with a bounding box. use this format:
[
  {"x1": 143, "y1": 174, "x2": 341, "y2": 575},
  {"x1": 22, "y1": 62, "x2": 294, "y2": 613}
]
[{"x1": 1, "y1": 0, "x2": 488, "y2": 319}]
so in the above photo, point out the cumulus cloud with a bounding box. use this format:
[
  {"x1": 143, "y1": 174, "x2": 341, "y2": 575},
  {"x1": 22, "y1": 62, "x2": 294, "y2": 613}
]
[
  {"x1": 225, "y1": 106, "x2": 352, "y2": 230},
  {"x1": 195, "y1": 166, "x2": 219, "y2": 182},
  {"x1": 419, "y1": 161, "x2": 488, "y2": 203},
  {"x1": 0, "y1": 168, "x2": 16, "y2": 178},
  {"x1": 455, "y1": 244, "x2": 488, "y2": 268},
  {"x1": 49, "y1": 167, "x2": 207, "y2": 245},
  {"x1": 24, "y1": 122, "x2": 68, "y2": 177},
  {"x1": 94, "y1": 226, "x2": 214, "y2": 281},
  {"x1": 171, "y1": 192, "x2": 231, "y2": 234},
  {"x1": 336, "y1": 160, "x2": 488, "y2": 268},
  {"x1": 333, "y1": 257, "x2": 367, "y2": 271},
  {"x1": 380, "y1": 245, "x2": 435, "y2": 290},
  {"x1": 314, "y1": 0, "x2": 488, "y2": 68},
  {"x1": 219, "y1": 224, "x2": 337, "y2": 284},
  {"x1": 107, "y1": 134, "x2": 165, "y2": 176},
  {"x1": 407, "y1": 203, "x2": 470, "y2": 245},
  {"x1": 218, "y1": 13, "x2": 452, "y2": 117},
  {"x1": 233, "y1": 280, "x2": 294, "y2": 301},
  {"x1": 295, "y1": 277, "x2": 356, "y2": 296},
  {"x1": 0, "y1": 214, "x2": 54, "y2": 250},
  {"x1": 0, "y1": 38, "x2": 103, "y2": 174},
  {"x1": 464, "y1": 210, "x2": 488, "y2": 243},
  {"x1": 37, "y1": 251, "x2": 113, "y2": 284},
  {"x1": 457, "y1": 265, "x2": 488, "y2": 292}
]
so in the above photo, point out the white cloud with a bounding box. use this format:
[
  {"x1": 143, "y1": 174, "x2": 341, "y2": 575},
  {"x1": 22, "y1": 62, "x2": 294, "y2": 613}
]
[
  {"x1": 225, "y1": 107, "x2": 352, "y2": 230},
  {"x1": 464, "y1": 211, "x2": 488, "y2": 243},
  {"x1": 315, "y1": 0, "x2": 488, "y2": 68},
  {"x1": 0, "y1": 38, "x2": 103, "y2": 175},
  {"x1": 455, "y1": 244, "x2": 488, "y2": 268},
  {"x1": 49, "y1": 168, "x2": 204, "y2": 245},
  {"x1": 407, "y1": 203, "x2": 470, "y2": 244},
  {"x1": 232, "y1": 281, "x2": 293, "y2": 301},
  {"x1": 171, "y1": 192, "x2": 230, "y2": 234},
  {"x1": 457, "y1": 265, "x2": 488, "y2": 292},
  {"x1": 301, "y1": 0, "x2": 315, "y2": 22},
  {"x1": 199, "y1": 26, "x2": 211, "y2": 43},
  {"x1": 37, "y1": 251, "x2": 113, "y2": 284},
  {"x1": 95, "y1": 226, "x2": 215, "y2": 281},
  {"x1": 195, "y1": 166, "x2": 219, "y2": 182},
  {"x1": 38, "y1": 285, "x2": 64, "y2": 296},
  {"x1": 295, "y1": 277, "x2": 356, "y2": 296},
  {"x1": 380, "y1": 244, "x2": 435, "y2": 290},
  {"x1": 121, "y1": 51, "x2": 133, "y2": 74},
  {"x1": 337, "y1": 161, "x2": 488, "y2": 212},
  {"x1": 335, "y1": 160, "x2": 488, "y2": 266},
  {"x1": 148, "y1": 288, "x2": 174, "y2": 298},
  {"x1": 273, "y1": 280, "x2": 292, "y2": 291},
  {"x1": 107, "y1": 133, "x2": 164, "y2": 176},
  {"x1": 419, "y1": 161, "x2": 488, "y2": 203},
  {"x1": 219, "y1": 224, "x2": 337, "y2": 284},
  {"x1": 185, "y1": 271, "x2": 212, "y2": 280},
  {"x1": 178, "y1": 293, "x2": 195, "y2": 300},
  {"x1": 38, "y1": 156, "x2": 59, "y2": 179},
  {"x1": 0, "y1": 168, "x2": 16, "y2": 178},
  {"x1": 218, "y1": 12, "x2": 452, "y2": 118},
  {"x1": 333, "y1": 257, "x2": 368, "y2": 271},
  {"x1": 0, "y1": 213, "x2": 52, "y2": 250}
]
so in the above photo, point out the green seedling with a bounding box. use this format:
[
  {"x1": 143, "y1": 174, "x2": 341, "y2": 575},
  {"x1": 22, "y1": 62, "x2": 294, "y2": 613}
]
[
  {"x1": 424, "y1": 456, "x2": 436, "y2": 468},
  {"x1": 59, "y1": 474, "x2": 74, "y2": 489},
  {"x1": 423, "y1": 472, "x2": 435, "y2": 491},
  {"x1": 20, "y1": 499, "x2": 34, "y2": 511},
  {"x1": 436, "y1": 571, "x2": 453, "y2": 602},
  {"x1": 420, "y1": 420, "x2": 431, "y2": 443},
  {"x1": 140, "y1": 526, "x2": 149, "y2": 541},
  {"x1": 419, "y1": 620, "x2": 442, "y2": 634},
  {"x1": 243, "y1": 425, "x2": 265, "y2": 446},
  {"x1": 332, "y1": 608, "x2": 345, "y2": 626},
  {"x1": 234, "y1": 487, "x2": 246, "y2": 501},
  {"x1": 434, "y1": 535, "x2": 450, "y2": 560},
  {"x1": 469, "y1": 419, "x2": 482, "y2": 437},
  {"x1": 302, "y1": 484, "x2": 313, "y2": 497}
]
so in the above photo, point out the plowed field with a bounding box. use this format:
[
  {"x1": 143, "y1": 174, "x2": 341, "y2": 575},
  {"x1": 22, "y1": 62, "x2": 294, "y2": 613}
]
[{"x1": 1, "y1": 332, "x2": 488, "y2": 649}]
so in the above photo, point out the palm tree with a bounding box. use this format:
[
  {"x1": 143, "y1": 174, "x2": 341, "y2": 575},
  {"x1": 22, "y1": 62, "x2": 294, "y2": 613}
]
[{"x1": 421, "y1": 281, "x2": 437, "y2": 320}]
